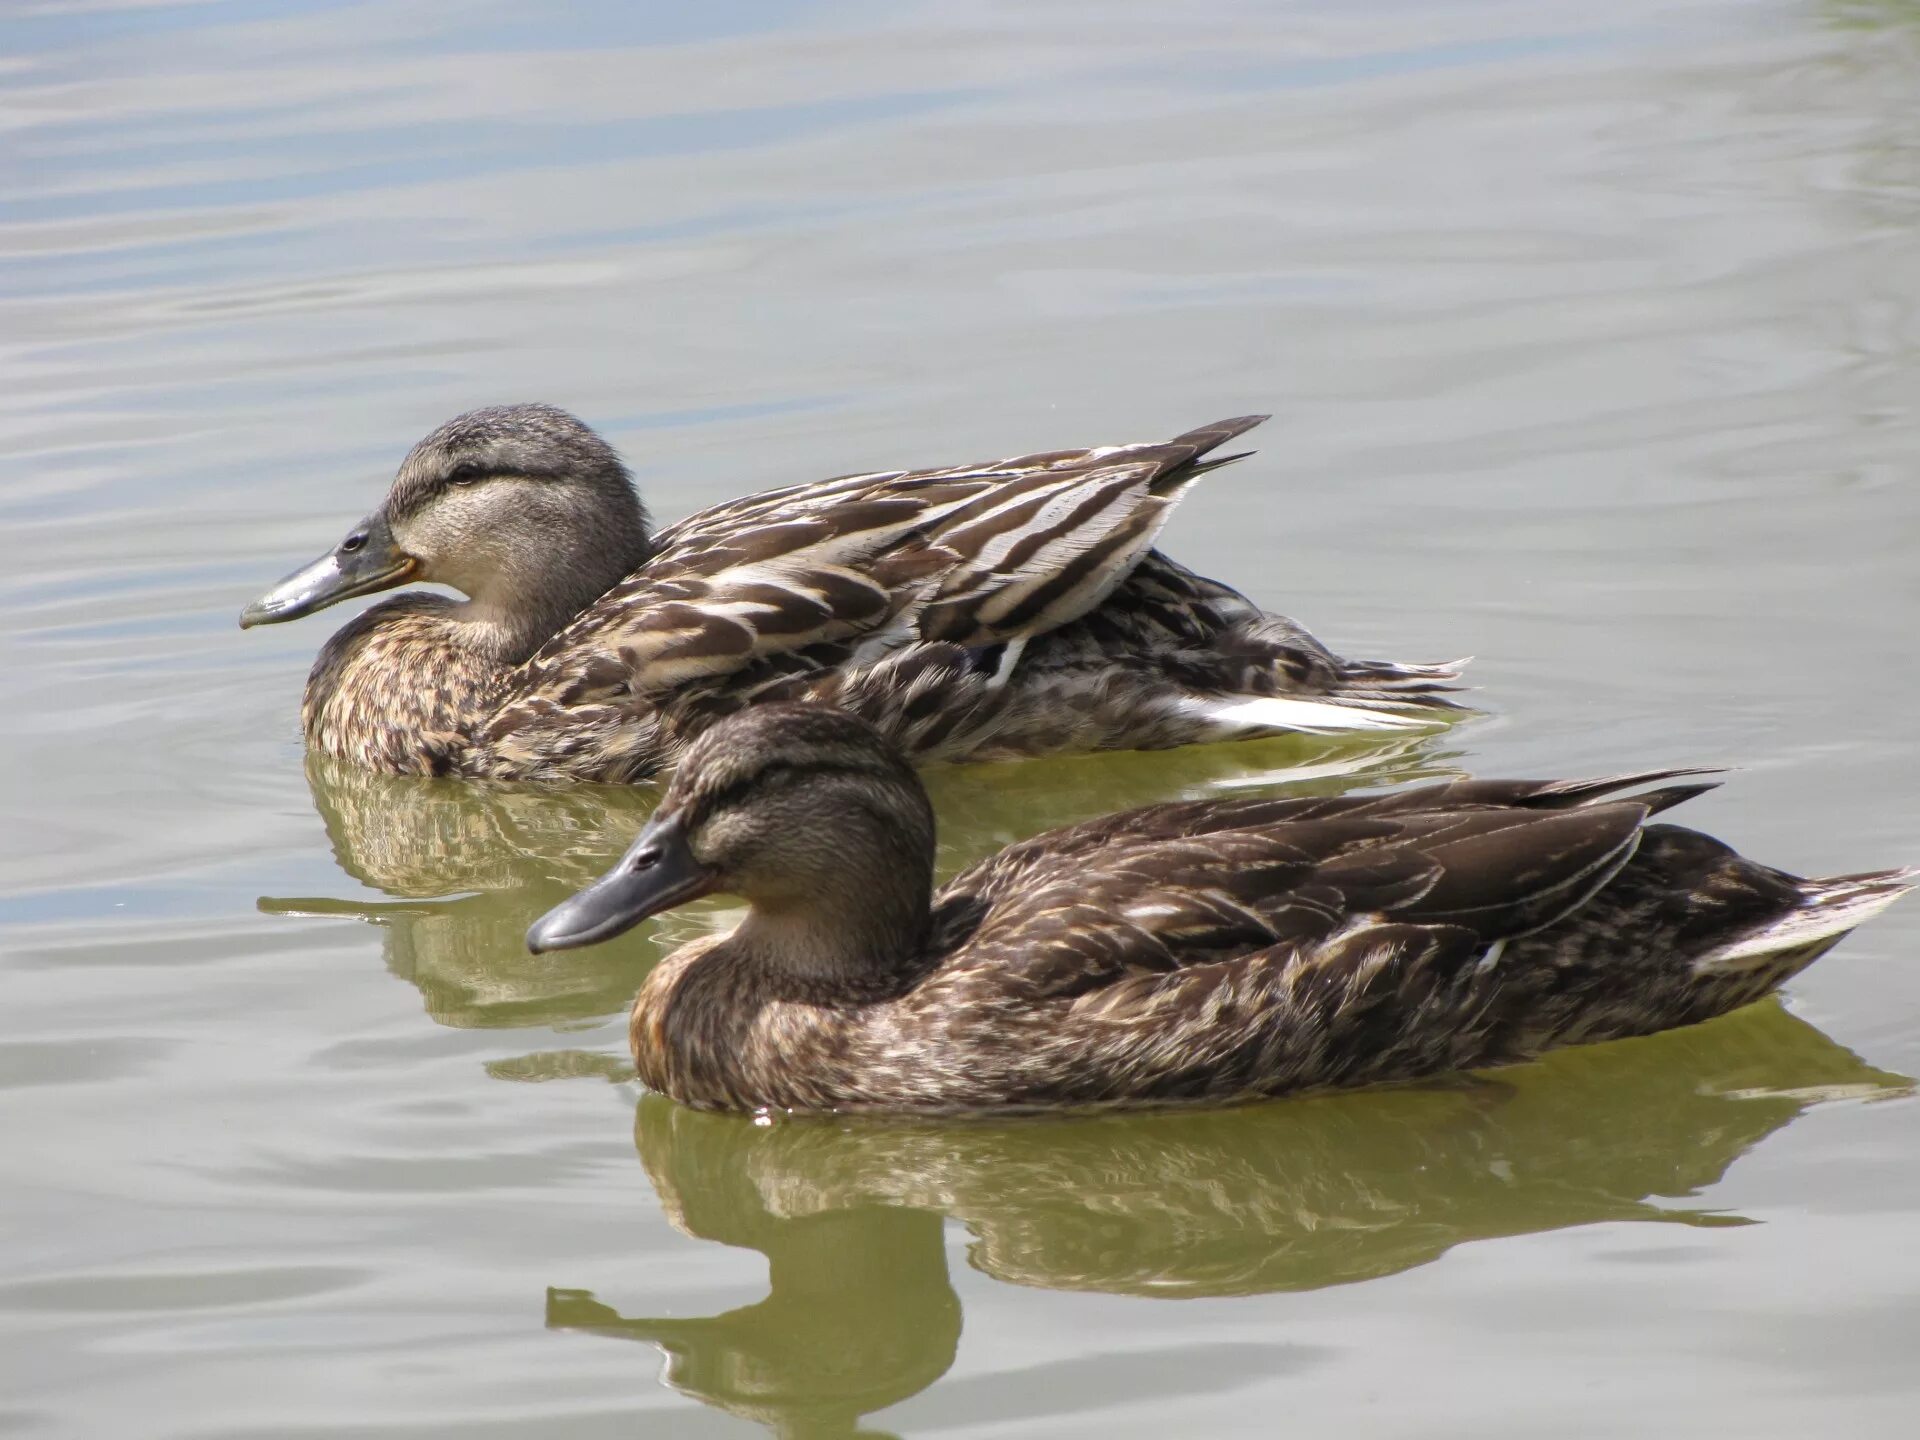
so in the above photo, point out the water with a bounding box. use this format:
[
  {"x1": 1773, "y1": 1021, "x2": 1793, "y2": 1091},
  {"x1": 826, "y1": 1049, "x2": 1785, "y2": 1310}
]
[{"x1": 5, "y1": 1, "x2": 1920, "y2": 1434}]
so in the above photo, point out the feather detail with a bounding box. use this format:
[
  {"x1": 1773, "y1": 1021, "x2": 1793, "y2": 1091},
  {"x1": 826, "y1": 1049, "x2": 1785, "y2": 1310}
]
[{"x1": 1692, "y1": 868, "x2": 1917, "y2": 972}]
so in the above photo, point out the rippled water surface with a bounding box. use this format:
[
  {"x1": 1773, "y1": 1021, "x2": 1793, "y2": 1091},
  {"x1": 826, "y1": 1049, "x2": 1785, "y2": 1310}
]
[{"x1": 6, "y1": 2, "x2": 1920, "y2": 1435}]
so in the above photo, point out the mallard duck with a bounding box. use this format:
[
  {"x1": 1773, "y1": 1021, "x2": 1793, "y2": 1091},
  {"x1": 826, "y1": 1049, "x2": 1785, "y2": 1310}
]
[
  {"x1": 525, "y1": 703, "x2": 1913, "y2": 1113},
  {"x1": 239, "y1": 405, "x2": 1464, "y2": 782}
]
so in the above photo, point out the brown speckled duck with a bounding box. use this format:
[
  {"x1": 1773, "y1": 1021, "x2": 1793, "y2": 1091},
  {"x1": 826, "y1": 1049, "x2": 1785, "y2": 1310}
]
[
  {"x1": 526, "y1": 704, "x2": 1912, "y2": 1114},
  {"x1": 240, "y1": 405, "x2": 1463, "y2": 782}
]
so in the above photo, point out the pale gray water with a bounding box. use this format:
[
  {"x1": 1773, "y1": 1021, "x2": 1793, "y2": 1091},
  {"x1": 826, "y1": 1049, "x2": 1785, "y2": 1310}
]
[{"x1": 5, "y1": 2, "x2": 1920, "y2": 1436}]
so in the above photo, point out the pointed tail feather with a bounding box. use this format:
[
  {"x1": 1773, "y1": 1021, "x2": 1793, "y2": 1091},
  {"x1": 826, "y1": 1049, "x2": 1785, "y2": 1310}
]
[
  {"x1": 1147, "y1": 415, "x2": 1271, "y2": 493},
  {"x1": 1694, "y1": 868, "x2": 1918, "y2": 974},
  {"x1": 1167, "y1": 414, "x2": 1270, "y2": 454},
  {"x1": 1528, "y1": 767, "x2": 1727, "y2": 812},
  {"x1": 1180, "y1": 654, "x2": 1475, "y2": 738},
  {"x1": 1333, "y1": 655, "x2": 1473, "y2": 708},
  {"x1": 1628, "y1": 781, "x2": 1724, "y2": 817},
  {"x1": 1187, "y1": 449, "x2": 1257, "y2": 477},
  {"x1": 1176, "y1": 693, "x2": 1442, "y2": 735}
]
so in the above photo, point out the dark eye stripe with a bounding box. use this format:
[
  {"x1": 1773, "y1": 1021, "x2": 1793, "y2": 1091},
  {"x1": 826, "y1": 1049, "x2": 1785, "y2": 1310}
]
[{"x1": 693, "y1": 756, "x2": 885, "y2": 821}]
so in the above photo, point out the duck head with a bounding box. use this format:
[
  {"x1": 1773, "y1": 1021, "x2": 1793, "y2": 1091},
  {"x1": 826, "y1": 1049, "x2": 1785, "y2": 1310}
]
[
  {"x1": 241, "y1": 404, "x2": 649, "y2": 654},
  {"x1": 527, "y1": 705, "x2": 938, "y2": 979}
]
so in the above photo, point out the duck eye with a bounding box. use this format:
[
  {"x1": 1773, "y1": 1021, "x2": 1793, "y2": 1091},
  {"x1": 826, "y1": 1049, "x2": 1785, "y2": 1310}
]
[{"x1": 446, "y1": 463, "x2": 484, "y2": 487}]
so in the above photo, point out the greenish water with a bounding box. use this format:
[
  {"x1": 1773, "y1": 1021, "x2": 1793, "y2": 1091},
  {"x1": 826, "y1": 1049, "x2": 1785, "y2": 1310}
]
[{"x1": 6, "y1": 2, "x2": 1920, "y2": 1436}]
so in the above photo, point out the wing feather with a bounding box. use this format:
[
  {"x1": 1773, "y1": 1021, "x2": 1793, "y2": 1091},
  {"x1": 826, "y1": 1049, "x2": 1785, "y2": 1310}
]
[
  {"x1": 510, "y1": 421, "x2": 1265, "y2": 706},
  {"x1": 936, "y1": 782, "x2": 1668, "y2": 1013}
]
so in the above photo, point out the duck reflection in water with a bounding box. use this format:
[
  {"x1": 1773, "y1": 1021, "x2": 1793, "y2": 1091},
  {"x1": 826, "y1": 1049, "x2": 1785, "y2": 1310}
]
[
  {"x1": 258, "y1": 736, "x2": 1457, "y2": 1034},
  {"x1": 548, "y1": 1007, "x2": 1905, "y2": 1439}
]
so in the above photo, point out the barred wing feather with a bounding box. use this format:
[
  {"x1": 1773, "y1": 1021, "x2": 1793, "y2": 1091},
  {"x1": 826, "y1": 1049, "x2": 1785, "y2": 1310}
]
[
  {"x1": 930, "y1": 774, "x2": 1704, "y2": 1005},
  {"x1": 514, "y1": 419, "x2": 1265, "y2": 703}
]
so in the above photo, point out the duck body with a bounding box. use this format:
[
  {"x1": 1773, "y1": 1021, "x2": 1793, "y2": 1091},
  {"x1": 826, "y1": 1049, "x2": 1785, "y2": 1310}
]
[
  {"x1": 246, "y1": 407, "x2": 1462, "y2": 782},
  {"x1": 527, "y1": 705, "x2": 1913, "y2": 1114}
]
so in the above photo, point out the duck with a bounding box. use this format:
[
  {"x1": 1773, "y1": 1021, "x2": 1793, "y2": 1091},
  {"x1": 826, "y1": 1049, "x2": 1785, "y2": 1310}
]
[
  {"x1": 239, "y1": 405, "x2": 1464, "y2": 782},
  {"x1": 524, "y1": 703, "x2": 1913, "y2": 1114}
]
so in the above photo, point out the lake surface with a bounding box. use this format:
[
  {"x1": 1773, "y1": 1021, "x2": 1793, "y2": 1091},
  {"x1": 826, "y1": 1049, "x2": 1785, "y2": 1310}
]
[{"x1": 5, "y1": 1, "x2": 1920, "y2": 1435}]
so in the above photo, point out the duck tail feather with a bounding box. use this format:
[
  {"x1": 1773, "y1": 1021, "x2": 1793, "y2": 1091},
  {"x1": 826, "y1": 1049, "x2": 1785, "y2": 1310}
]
[
  {"x1": 1629, "y1": 780, "x2": 1724, "y2": 817},
  {"x1": 1531, "y1": 767, "x2": 1728, "y2": 810},
  {"x1": 1335, "y1": 655, "x2": 1473, "y2": 701},
  {"x1": 1693, "y1": 867, "x2": 1918, "y2": 974},
  {"x1": 1178, "y1": 693, "x2": 1441, "y2": 735},
  {"x1": 1168, "y1": 415, "x2": 1270, "y2": 454},
  {"x1": 1142, "y1": 417, "x2": 1271, "y2": 495},
  {"x1": 1186, "y1": 449, "x2": 1257, "y2": 477}
]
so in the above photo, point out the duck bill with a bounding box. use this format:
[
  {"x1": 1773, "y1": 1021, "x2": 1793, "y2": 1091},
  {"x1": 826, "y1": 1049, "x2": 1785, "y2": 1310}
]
[
  {"x1": 526, "y1": 814, "x2": 716, "y2": 954},
  {"x1": 239, "y1": 513, "x2": 417, "y2": 628}
]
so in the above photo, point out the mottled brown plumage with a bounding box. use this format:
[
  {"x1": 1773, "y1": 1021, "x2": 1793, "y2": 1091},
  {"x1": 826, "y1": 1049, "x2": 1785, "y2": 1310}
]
[
  {"x1": 525, "y1": 704, "x2": 1914, "y2": 1114},
  {"x1": 242, "y1": 405, "x2": 1464, "y2": 782}
]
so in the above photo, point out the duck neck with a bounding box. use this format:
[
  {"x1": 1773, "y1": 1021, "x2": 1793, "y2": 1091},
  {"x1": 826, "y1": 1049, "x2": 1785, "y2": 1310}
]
[
  {"x1": 730, "y1": 865, "x2": 935, "y2": 1004},
  {"x1": 447, "y1": 516, "x2": 650, "y2": 667}
]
